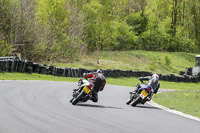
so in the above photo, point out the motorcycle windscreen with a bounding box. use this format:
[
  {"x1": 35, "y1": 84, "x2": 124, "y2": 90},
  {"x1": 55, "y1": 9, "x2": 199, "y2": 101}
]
[{"x1": 83, "y1": 86, "x2": 91, "y2": 94}]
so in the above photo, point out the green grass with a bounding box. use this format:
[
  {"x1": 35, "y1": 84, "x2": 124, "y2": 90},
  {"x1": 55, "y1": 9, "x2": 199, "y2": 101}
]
[
  {"x1": 43, "y1": 50, "x2": 199, "y2": 75},
  {"x1": 1, "y1": 73, "x2": 200, "y2": 90},
  {"x1": 159, "y1": 80, "x2": 200, "y2": 90},
  {"x1": 0, "y1": 72, "x2": 79, "y2": 82},
  {"x1": 153, "y1": 91, "x2": 200, "y2": 118},
  {"x1": 107, "y1": 77, "x2": 200, "y2": 90}
]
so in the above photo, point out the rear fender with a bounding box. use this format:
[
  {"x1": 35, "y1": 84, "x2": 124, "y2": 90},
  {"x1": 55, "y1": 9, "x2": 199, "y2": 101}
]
[{"x1": 80, "y1": 79, "x2": 90, "y2": 88}]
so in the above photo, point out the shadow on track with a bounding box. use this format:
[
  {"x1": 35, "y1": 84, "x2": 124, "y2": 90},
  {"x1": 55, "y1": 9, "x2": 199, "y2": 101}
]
[
  {"x1": 133, "y1": 105, "x2": 160, "y2": 110},
  {"x1": 77, "y1": 103, "x2": 123, "y2": 109}
]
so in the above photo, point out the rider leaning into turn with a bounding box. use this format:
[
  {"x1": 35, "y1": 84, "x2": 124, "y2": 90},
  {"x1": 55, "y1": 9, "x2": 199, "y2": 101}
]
[
  {"x1": 135, "y1": 74, "x2": 160, "y2": 100},
  {"x1": 83, "y1": 69, "x2": 106, "y2": 102}
]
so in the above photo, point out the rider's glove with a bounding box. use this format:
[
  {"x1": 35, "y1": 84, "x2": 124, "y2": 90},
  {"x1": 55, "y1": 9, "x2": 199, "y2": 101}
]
[{"x1": 139, "y1": 77, "x2": 144, "y2": 82}]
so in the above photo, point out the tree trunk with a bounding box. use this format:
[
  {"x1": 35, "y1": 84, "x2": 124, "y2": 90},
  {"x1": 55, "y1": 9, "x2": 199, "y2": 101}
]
[
  {"x1": 171, "y1": 0, "x2": 178, "y2": 37},
  {"x1": 192, "y1": 0, "x2": 199, "y2": 46}
]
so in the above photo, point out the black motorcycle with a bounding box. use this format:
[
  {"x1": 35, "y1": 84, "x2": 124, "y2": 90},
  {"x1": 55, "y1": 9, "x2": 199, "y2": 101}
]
[
  {"x1": 126, "y1": 82, "x2": 153, "y2": 106},
  {"x1": 70, "y1": 79, "x2": 93, "y2": 105}
]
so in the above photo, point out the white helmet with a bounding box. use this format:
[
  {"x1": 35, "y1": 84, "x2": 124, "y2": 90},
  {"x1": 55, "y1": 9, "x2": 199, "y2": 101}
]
[
  {"x1": 97, "y1": 69, "x2": 103, "y2": 74},
  {"x1": 152, "y1": 74, "x2": 159, "y2": 79}
]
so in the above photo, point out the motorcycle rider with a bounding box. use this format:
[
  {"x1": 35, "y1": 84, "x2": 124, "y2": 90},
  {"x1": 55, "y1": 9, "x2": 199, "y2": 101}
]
[
  {"x1": 134, "y1": 74, "x2": 160, "y2": 101},
  {"x1": 82, "y1": 69, "x2": 106, "y2": 102}
]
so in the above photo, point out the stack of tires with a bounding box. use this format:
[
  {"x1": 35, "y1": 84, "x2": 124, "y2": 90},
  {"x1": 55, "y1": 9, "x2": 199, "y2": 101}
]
[{"x1": 1, "y1": 56, "x2": 200, "y2": 82}]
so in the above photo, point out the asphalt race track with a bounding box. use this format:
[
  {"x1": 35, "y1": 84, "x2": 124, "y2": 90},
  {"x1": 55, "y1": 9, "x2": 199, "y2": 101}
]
[{"x1": 0, "y1": 80, "x2": 199, "y2": 133}]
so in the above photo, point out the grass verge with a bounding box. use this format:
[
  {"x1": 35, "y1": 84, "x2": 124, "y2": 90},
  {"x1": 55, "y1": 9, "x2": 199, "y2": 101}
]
[
  {"x1": 1, "y1": 73, "x2": 200, "y2": 90},
  {"x1": 153, "y1": 91, "x2": 200, "y2": 118},
  {"x1": 107, "y1": 77, "x2": 200, "y2": 90},
  {"x1": 0, "y1": 72, "x2": 78, "y2": 82}
]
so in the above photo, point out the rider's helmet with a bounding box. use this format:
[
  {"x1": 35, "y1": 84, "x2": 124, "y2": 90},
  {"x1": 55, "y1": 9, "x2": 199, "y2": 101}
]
[
  {"x1": 97, "y1": 69, "x2": 103, "y2": 74},
  {"x1": 148, "y1": 74, "x2": 159, "y2": 91},
  {"x1": 152, "y1": 73, "x2": 159, "y2": 79}
]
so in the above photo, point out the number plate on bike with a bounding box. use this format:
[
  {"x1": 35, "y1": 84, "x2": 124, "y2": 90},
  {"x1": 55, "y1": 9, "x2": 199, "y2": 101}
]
[
  {"x1": 83, "y1": 86, "x2": 91, "y2": 94},
  {"x1": 141, "y1": 90, "x2": 148, "y2": 97}
]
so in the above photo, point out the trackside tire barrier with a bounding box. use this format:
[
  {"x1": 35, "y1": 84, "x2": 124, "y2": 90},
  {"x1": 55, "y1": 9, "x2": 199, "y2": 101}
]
[{"x1": 0, "y1": 57, "x2": 200, "y2": 82}]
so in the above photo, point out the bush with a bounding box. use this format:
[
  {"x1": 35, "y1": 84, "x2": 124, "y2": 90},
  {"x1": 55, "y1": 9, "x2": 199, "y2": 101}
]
[
  {"x1": 0, "y1": 41, "x2": 12, "y2": 56},
  {"x1": 125, "y1": 12, "x2": 148, "y2": 35},
  {"x1": 138, "y1": 30, "x2": 168, "y2": 51},
  {"x1": 164, "y1": 55, "x2": 171, "y2": 67},
  {"x1": 103, "y1": 21, "x2": 138, "y2": 50}
]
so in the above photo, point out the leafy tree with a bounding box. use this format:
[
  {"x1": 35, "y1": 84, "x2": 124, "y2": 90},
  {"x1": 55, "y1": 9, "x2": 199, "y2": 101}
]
[
  {"x1": 104, "y1": 20, "x2": 138, "y2": 50},
  {"x1": 1, "y1": 0, "x2": 200, "y2": 62},
  {"x1": 125, "y1": 12, "x2": 148, "y2": 35},
  {"x1": 35, "y1": 0, "x2": 70, "y2": 61},
  {"x1": 0, "y1": 0, "x2": 12, "y2": 42}
]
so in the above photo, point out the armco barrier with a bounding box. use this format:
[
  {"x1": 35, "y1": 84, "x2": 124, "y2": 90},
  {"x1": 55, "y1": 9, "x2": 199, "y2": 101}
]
[{"x1": 0, "y1": 57, "x2": 200, "y2": 82}]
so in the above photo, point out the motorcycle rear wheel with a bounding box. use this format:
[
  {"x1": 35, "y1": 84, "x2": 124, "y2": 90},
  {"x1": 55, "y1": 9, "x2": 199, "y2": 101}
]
[
  {"x1": 131, "y1": 97, "x2": 142, "y2": 107},
  {"x1": 126, "y1": 98, "x2": 133, "y2": 105},
  {"x1": 69, "y1": 97, "x2": 74, "y2": 103},
  {"x1": 72, "y1": 91, "x2": 85, "y2": 105}
]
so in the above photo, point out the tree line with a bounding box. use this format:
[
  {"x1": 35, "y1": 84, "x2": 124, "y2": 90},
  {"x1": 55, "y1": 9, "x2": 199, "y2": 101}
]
[{"x1": 0, "y1": 0, "x2": 200, "y2": 62}]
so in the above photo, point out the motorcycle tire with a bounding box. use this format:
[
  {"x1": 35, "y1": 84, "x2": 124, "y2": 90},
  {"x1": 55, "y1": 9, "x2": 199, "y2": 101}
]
[
  {"x1": 126, "y1": 98, "x2": 133, "y2": 105},
  {"x1": 131, "y1": 97, "x2": 142, "y2": 107},
  {"x1": 69, "y1": 97, "x2": 74, "y2": 103},
  {"x1": 71, "y1": 91, "x2": 85, "y2": 105}
]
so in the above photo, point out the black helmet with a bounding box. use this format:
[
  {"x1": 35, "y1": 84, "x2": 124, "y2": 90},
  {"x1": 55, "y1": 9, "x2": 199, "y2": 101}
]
[{"x1": 97, "y1": 69, "x2": 103, "y2": 74}]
